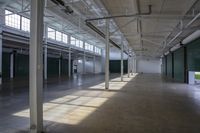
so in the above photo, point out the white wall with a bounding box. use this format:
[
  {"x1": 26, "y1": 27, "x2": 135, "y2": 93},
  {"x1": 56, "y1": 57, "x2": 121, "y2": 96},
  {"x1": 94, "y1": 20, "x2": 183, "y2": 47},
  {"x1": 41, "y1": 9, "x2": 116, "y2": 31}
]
[
  {"x1": 75, "y1": 56, "x2": 103, "y2": 74},
  {"x1": 109, "y1": 47, "x2": 128, "y2": 60},
  {"x1": 136, "y1": 58, "x2": 161, "y2": 74}
]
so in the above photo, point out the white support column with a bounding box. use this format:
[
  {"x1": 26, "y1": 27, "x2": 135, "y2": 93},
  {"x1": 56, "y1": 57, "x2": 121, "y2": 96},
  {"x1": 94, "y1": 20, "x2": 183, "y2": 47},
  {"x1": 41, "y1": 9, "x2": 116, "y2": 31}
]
[
  {"x1": 68, "y1": 48, "x2": 71, "y2": 77},
  {"x1": 83, "y1": 52, "x2": 86, "y2": 74},
  {"x1": 120, "y1": 37, "x2": 124, "y2": 81},
  {"x1": 44, "y1": 23, "x2": 48, "y2": 80},
  {"x1": 0, "y1": 27, "x2": 2, "y2": 85},
  {"x1": 128, "y1": 55, "x2": 130, "y2": 78},
  {"x1": 29, "y1": 0, "x2": 44, "y2": 132},
  {"x1": 105, "y1": 19, "x2": 110, "y2": 89},
  {"x1": 0, "y1": 9, "x2": 4, "y2": 85},
  {"x1": 131, "y1": 55, "x2": 134, "y2": 75},
  {"x1": 10, "y1": 52, "x2": 14, "y2": 79},
  {"x1": 93, "y1": 55, "x2": 96, "y2": 74},
  {"x1": 44, "y1": 45, "x2": 47, "y2": 80},
  {"x1": 59, "y1": 55, "x2": 61, "y2": 77}
]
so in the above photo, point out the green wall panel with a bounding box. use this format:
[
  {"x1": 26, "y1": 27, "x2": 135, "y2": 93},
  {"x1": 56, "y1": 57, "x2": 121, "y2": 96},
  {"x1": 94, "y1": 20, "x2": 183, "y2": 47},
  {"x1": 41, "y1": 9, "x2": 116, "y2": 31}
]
[
  {"x1": 187, "y1": 38, "x2": 200, "y2": 71},
  {"x1": 109, "y1": 60, "x2": 128, "y2": 73},
  {"x1": 15, "y1": 54, "x2": 29, "y2": 77},
  {"x1": 61, "y1": 59, "x2": 73, "y2": 76},
  {"x1": 61, "y1": 59, "x2": 68, "y2": 76},
  {"x1": 167, "y1": 54, "x2": 172, "y2": 78},
  {"x1": 47, "y1": 57, "x2": 59, "y2": 77},
  {"x1": 174, "y1": 48, "x2": 184, "y2": 82},
  {"x1": 161, "y1": 57, "x2": 166, "y2": 75},
  {"x1": 2, "y1": 52, "x2": 10, "y2": 78}
]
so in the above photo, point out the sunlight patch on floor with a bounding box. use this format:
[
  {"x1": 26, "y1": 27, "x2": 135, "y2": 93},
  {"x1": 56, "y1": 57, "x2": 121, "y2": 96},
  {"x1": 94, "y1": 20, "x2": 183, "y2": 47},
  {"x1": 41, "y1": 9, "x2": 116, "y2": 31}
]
[{"x1": 13, "y1": 73, "x2": 137, "y2": 125}]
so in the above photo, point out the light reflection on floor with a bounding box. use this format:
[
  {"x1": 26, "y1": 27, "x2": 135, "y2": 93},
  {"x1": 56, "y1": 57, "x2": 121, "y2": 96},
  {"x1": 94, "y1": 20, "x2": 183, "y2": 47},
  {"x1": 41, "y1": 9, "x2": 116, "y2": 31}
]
[{"x1": 13, "y1": 74, "x2": 137, "y2": 126}]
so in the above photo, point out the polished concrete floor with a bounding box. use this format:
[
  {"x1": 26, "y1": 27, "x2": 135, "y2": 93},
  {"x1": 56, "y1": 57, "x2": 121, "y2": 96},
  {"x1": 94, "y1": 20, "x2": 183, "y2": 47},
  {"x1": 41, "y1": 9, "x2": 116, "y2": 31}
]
[{"x1": 1, "y1": 73, "x2": 200, "y2": 133}]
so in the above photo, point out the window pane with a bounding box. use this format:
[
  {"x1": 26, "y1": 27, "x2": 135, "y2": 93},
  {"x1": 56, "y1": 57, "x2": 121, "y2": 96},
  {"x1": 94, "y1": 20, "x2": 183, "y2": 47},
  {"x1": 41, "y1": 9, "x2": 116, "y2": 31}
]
[
  {"x1": 75, "y1": 39, "x2": 79, "y2": 47},
  {"x1": 47, "y1": 27, "x2": 55, "y2": 40},
  {"x1": 80, "y1": 41, "x2": 83, "y2": 48},
  {"x1": 21, "y1": 17, "x2": 30, "y2": 32},
  {"x1": 62, "y1": 33, "x2": 68, "y2": 43},
  {"x1": 71, "y1": 36, "x2": 76, "y2": 45},
  {"x1": 56, "y1": 31, "x2": 62, "y2": 41},
  {"x1": 5, "y1": 10, "x2": 20, "y2": 29}
]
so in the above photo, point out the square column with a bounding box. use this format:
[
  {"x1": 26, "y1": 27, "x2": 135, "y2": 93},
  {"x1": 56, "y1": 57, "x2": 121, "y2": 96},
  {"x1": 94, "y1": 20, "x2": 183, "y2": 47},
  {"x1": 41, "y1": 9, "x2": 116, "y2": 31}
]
[
  {"x1": 68, "y1": 49, "x2": 71, "y2": 77},
  {"x1": 121, "y1": 37, "x2": 124, "y2": 81},
  {"x1": 105, "y1": 19, "x2": 110, "y2": 89},
  {"x1": 29, "y1": 0, "x2": 45, "y2": 132}
]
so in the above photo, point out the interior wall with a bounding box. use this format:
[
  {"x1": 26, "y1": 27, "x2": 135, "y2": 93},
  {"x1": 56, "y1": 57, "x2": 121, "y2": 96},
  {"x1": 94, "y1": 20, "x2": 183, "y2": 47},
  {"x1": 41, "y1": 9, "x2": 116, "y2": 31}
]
[
  {"x1": 136, "y1": 58, "x2": 161, "y2": 73},
  {"x1": 85, "y1": 60, "x2": 93, "y2": 74},
  {"x1": 95, "y1": 56, "x2": 102, "y2": 73},
  {"x1": 173, "y1": 48, "x2": 184, "y2": 82},
  {"x1": 167, "y1": 54, "x2": 173, "y2": 78},
  {"x1": 187, "y1": 38, "x2": 200, "y2": 71}
]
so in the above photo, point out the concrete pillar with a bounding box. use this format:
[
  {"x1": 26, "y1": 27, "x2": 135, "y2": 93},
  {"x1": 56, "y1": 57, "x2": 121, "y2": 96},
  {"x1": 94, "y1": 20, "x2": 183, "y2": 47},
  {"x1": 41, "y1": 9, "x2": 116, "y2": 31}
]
[
  {"x1": 128, "y1": 55, "x2": 130, "y2": 78},
  {"x1": 120, "y1": 37, "x2": 124, "y2": 81},
  {"x1": 93, "y1": 55, "x2": 96, "y2": 74},
  {"x1": 59, "y1": 55, "x2": 61, "y2": 77},
  {"x1": 29, "y1": 0, "x2": 44, "y2": 132},
  {"x1": 44, "y1": 45, "x2": 47, "y2": 80},
  {"x1": 83, "y1": 52, "x2": 86, "y2": 74},
  {"x1": 0, "y1": 28, "x2": 2, "y2": 85},
  {"x1": 0, "y1": 9, "x2": 4, "y2": 85},
  {"x1": 131, "y1": 56, "x2": 134, "y2": 75},
  {"x1": 10, "y1": 52, "x2": 14, "y2": 79},
  {"x1": 43, "y1": 23, "x2": 48, "y2": 80},
  {"x1": 105, "y1": 19, "x2": 110, "y2": 89},
  {"x1": 68, "y1": 49, "x2": 71, "y2": 77}
]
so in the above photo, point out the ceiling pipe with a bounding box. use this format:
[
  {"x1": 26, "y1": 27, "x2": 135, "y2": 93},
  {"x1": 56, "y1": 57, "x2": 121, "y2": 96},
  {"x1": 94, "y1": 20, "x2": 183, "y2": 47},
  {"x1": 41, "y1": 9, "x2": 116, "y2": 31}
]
[
  {"x1": 85, "y1": 21, "x2": 129, "y2": 55},
  {"x1": 85, "y1": 5, "x2": 152, "y2": 22},
  {"x1": 166, "y1": 11, "x2": 200, "y2": 49}
]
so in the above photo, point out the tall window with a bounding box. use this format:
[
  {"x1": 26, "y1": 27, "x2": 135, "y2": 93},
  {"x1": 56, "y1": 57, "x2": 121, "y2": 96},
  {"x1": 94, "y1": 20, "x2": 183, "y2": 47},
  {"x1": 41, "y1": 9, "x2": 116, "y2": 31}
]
[
  {"x1": 62, "y1": 33, "x2": 68, "y2": 43},
  {"x1": 21, "y1": 17, "x2": 30, "y2": 32},
  {"x1": 47, "y1": 27, "x2": 55, "y2": 40},
  {"x1": 75, "y1": 38, "x2": 80, "y2": 47},
  {"x1": 95, "y1": 47, "x2": 101, "y2": 55},
  {"x1": 85, "y1": 43, "x2": 89, "y2": 50},
  {"x1": 71, "y1": 36, "x2": 76, "y2": 45},
  {"x1": 5, "y1": 10, "x2": 20, "y2": 29},
  {"x1": 56, "y1": 31, "x2": 62, "y2": 41},
  {"x1": 80, "y1": 40, "x2": 83, "y2": 48}
]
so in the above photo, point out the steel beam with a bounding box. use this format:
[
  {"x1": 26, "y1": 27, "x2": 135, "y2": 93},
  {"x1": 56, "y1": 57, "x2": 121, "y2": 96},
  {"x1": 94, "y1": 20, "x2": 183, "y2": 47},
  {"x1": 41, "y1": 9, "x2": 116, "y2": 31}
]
[{"x1": 29, "y1": 0, "x2": 44, "y2": 132}]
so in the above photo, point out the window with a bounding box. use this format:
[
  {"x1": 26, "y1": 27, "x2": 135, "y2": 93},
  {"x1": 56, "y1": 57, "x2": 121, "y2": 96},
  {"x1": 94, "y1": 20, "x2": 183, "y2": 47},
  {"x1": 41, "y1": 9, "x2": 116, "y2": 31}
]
[
  {"x1": 75, "y1": 38, "x2": 80, "y2": 47},
  {"x1": 47, "y1": 27, "x2": 55, "y2": 40},
  {"x1": 85, "y1": 43, "x2": 89, "y2": 50},
  {"x1": 56, "y1": 31, "x2": 62, "y2": 41},
  {"x1": 79, "y1": 41, "x2": 83, "y2": 48},
  {"x1": 71, "y1": 36, "x2": 76, "y2": 45},
  {"x1": 21, "y1": 17, "x2": 30, "y2": 32},
  {"x1": 90, "y1": 45, "x2": 94, "y2": 52},
  {"x1": 85, "y1": 43, "x2": 94, "y2": 52},
  {"x1": 62, "y1": 33, "x2": 68, "y2": 43},
  {"x1": 95, "y1": 47, "x2": 101, "y2": 55},
  {"x1": 5, "y1": 10, "x2": 20, "y2": 29}
]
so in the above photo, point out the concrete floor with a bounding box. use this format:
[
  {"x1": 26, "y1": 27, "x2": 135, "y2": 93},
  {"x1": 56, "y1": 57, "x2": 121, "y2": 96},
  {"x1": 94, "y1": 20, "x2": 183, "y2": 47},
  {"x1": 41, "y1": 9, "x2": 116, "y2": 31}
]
[{"x1": 1, "y1": 73, "x2": 200, "y2": 133}]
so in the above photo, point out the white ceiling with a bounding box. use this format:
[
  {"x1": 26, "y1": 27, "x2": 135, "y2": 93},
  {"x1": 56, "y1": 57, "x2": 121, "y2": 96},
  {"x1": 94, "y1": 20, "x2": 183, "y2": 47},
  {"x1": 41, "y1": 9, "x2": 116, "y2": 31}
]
[
  {"x1": 1, "y1": 0, "x2": 200, "y2": 58},
  {"x1": 99, "y1": 0, "x2": 197, "y2": 57}
]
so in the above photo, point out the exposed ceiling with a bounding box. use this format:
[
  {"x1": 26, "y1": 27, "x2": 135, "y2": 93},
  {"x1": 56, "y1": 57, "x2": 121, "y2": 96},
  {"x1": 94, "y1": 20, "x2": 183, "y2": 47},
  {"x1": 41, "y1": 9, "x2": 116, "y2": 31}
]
[
  {"x1": 98, "y1": 0, "x2": 199, "y2": 58},
  {"x1": 1, "y1": 0, "x2": 200, "y2": 58}
]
